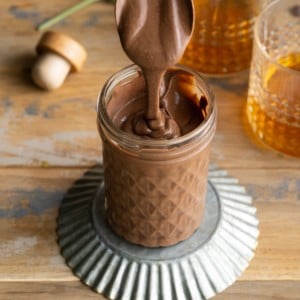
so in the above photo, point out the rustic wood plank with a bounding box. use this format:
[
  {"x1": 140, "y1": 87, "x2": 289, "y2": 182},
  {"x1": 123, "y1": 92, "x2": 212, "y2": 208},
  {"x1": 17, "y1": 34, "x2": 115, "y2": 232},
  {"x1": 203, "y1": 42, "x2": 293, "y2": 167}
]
[
  {"x1": 215, "y1": 281, "x2": 300, "y2": 300},
  {"x1": 0, "y1": 280, "x2": 299, "y2": 300},
  {"x1": 0, "y1": 168, "x2": 299, "y2": 281},
  {"x1": 0, "y1": 168, "x2": 85, "y2": 281}
]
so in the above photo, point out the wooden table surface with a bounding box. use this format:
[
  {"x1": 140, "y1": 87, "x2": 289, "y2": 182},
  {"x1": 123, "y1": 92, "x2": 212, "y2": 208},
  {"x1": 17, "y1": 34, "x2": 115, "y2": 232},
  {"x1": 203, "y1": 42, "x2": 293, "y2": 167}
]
[{"x1": 0, "y1": 1, "x2": 299, "y2": 299}]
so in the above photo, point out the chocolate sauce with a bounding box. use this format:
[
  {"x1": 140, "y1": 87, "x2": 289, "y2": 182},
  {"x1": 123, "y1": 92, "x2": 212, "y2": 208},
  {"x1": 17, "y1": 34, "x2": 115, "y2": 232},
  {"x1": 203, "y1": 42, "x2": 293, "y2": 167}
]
[
  {"x1": 108, "y1": 69, "x2": 208, "y2": 138},
  {"x1": 115, "y1": 0, "x2": 194, "y2": 139}
]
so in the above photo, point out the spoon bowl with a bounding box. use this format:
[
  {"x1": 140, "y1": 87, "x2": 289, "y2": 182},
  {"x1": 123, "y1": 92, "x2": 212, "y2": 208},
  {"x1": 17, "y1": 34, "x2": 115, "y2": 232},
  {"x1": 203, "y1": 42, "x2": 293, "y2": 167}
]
[{"x1": 115, "y1": 0, "x2": 194, "y2": 70}]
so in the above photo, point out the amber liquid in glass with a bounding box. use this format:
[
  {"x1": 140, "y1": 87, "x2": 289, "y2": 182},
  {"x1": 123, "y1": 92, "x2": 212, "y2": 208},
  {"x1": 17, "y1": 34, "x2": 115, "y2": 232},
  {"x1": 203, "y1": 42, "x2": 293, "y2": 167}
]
[
  {"x1": 247, "y1": 53, "x2": 300, "y2": 157},
  {"x1": 181, "y1": 0, "x2": 259, "y2": 75}
]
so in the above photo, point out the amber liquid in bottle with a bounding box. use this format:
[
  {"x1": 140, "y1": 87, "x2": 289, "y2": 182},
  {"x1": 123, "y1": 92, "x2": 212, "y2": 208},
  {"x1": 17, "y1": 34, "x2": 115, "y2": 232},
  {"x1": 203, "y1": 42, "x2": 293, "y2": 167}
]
[
  {"x1": 181, "y1": 0, "x2": 259, "y2": 75},
  {"x1": 247, "y1": 53, "x2": 300, "y2": 157}
]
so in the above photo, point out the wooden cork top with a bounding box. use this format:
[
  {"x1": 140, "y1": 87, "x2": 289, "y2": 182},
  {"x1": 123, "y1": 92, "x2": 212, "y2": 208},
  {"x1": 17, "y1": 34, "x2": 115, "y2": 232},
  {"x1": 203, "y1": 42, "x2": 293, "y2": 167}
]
[{"x1": 36, "y1": 31, "x2": 87, "y2": 72}]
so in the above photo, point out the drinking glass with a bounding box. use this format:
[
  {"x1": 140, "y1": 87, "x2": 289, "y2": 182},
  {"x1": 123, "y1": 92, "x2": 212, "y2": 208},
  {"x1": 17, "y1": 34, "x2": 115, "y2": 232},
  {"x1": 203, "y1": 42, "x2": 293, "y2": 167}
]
[{"x1": 246, "y1": 0, "x2": 300, "y2": 157}]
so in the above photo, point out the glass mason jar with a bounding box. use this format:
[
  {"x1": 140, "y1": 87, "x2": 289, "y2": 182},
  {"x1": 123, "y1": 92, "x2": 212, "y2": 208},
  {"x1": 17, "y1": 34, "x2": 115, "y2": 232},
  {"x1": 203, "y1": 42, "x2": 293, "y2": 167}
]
[
  {"x1": 97, "y1": 65, "x2": 217, "y2": 247},
  {"x1": 181, "y1": 0, "x2": 266, "y2": 76}
]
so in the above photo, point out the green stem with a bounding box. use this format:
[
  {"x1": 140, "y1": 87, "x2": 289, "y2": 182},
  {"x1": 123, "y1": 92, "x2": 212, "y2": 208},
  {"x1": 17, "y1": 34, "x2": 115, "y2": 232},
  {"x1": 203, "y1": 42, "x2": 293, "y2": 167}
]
[{"x1": 37, "y1": 0, "x2": 109, "y2": 31}]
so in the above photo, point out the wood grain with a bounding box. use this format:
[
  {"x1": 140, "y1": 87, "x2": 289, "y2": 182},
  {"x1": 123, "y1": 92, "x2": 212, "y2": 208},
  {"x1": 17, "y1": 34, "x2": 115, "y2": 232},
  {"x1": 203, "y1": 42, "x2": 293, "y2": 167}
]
[
  {"x1": 0, "y1": 281, "x2": 299, "y2": 300},
  {"x1": 0, "y1": 0, "x2": 299, "y2": 299}
]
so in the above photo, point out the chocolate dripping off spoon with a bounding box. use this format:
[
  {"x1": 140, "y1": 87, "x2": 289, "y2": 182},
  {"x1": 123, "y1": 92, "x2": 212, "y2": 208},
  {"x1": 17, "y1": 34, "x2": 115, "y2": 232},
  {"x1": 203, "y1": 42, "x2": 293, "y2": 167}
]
[{"x1": 115, "y1": 0, "x2": 194, "y2": 138}]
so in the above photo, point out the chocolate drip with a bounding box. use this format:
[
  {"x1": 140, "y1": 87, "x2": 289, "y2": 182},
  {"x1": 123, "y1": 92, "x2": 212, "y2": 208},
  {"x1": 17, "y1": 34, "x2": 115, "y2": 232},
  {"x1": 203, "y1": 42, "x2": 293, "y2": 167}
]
[{"x1": 115, "y1": 0, "x2": 194, "y2": 139}]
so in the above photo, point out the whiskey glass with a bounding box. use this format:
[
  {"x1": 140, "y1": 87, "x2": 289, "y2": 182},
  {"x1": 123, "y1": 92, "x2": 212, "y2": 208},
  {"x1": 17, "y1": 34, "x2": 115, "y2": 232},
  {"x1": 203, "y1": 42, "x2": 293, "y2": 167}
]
[{"x1": 246, "y1": 0, "x2": 300, "y2": 157}]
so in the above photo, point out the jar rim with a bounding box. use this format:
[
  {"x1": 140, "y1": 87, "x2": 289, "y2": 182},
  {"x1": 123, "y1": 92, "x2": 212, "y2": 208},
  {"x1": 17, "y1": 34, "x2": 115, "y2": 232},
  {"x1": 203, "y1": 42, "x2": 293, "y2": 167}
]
[{"x1": 97, "y1": 64, "x2": 216, "y2": 149}]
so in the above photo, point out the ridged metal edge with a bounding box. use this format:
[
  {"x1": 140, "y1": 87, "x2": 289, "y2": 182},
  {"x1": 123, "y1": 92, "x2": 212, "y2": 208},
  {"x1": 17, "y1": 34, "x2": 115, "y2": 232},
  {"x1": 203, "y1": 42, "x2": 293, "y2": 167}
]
[{"x1": 57, "y1": 165, "x2": 259, "y2": 300}]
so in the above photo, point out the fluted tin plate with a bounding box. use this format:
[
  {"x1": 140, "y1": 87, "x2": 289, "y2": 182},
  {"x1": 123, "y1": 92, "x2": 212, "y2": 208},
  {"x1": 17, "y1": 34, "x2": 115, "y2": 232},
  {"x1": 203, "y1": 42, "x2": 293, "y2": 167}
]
[{"x1": 57, "y1": 165, "x2": 259, "y2": 300}]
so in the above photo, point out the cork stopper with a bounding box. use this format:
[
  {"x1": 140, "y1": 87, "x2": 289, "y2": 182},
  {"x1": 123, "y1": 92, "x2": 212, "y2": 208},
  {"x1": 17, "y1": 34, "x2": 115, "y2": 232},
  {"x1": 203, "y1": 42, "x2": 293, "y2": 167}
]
[{"x1": 31, "y1": 31, "x2": 87, "y2": 90}]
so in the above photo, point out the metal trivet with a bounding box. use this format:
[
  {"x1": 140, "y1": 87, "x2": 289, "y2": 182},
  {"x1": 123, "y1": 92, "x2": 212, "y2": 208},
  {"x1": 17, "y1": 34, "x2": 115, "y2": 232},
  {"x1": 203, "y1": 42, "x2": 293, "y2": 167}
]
[{"x1": 57, "y1": 165, "x2": 259, "y2": 300}]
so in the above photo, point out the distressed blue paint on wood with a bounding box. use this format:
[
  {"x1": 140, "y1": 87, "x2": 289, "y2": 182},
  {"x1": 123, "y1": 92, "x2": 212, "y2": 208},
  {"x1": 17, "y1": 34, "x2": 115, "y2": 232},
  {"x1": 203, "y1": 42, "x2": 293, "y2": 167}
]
[
  {"x1": 0, "y1": 98, "x2": 13, "y2": 112},
  {"x1": 23, "y1": 98, "x2": 95, "y2": 119},
  {"x1": 43, "y1": 104, "x2": 61, "y2": 118},
  {"x1": 246, "y1": 179, "x2": 294, "y2": 201},
  {"x1": 25, "y1": 102, "x2": 40, "y2": 116},
  {"x1": 83, "y1": 13, "x2": 100, "y2": 27},
  {"x1": 0, "y1": 188, "x2": 64, "y2": 219},
  {"x1": 9, "y1": 5, "x2": 41, "y2": 23}
]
